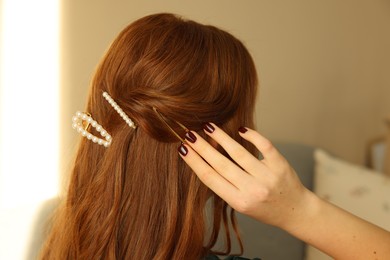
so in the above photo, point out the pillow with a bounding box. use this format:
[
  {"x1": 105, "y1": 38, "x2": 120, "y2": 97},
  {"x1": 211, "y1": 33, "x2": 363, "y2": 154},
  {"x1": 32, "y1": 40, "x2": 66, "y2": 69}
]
[{"x1": 305, "y1": 149, "x2": 390, "y2": 260}]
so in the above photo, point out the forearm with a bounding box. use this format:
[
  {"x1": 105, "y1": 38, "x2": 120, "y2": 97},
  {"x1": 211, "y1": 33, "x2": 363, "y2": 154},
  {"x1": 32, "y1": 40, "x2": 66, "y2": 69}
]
[{"x1": 283, "y1": 190, "x2": 390, "y2": 259}]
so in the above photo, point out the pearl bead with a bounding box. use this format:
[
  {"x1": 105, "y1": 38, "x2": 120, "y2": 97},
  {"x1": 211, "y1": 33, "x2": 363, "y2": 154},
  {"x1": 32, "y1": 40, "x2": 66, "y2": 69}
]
[
  {"x1": 72, "y1": 91, "x2": 138, "y2": 148},
  {"x1": 72, "y1": 110, "x2": 113, "y2": 148},
  {"x1": 102, "y1": 92, "x2": 137, "y2": 129}
]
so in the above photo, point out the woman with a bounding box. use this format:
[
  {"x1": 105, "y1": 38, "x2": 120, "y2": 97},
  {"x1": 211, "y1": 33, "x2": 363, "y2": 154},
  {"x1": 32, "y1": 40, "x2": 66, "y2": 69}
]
[
  {"x1": 41, "y1": 13, "x2": 390, "y2": 260},
  {"x1": 41, "y1": 13, "x2": 258, "y2": 259}
]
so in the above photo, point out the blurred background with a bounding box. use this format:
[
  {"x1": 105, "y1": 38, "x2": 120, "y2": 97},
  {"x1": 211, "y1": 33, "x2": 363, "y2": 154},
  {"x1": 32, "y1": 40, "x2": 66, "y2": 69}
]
[
  {"x1": 60, "y1": 0, "x2": 390, "y2": 168},
  {"x1": 1, "y1": 0, "x2": 389, "y2": 259}
]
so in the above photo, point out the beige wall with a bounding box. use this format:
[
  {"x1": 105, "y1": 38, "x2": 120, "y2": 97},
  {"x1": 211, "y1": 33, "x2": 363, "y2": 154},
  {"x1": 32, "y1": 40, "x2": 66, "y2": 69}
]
[{"x1": 61, "y1": 0, "x2": 390, "y2": 173}]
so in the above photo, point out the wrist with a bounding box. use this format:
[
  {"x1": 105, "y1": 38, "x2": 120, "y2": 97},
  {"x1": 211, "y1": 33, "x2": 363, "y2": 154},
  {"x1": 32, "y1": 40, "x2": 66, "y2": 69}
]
[{"x1": 279, "y1": 188, "x2": 321, "y2": 236}]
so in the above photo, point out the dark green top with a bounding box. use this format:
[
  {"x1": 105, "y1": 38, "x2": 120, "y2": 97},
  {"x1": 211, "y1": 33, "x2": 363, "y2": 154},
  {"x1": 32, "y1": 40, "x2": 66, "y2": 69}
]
[{"x1": 205, "y1": 255, "x2": 261, "y2": 260}]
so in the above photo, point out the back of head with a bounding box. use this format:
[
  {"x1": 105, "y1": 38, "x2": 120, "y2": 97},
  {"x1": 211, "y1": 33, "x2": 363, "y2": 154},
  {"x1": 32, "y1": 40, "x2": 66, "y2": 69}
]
[{"x1": 41, "y1": 13, "x2": 258, "y2": 260}]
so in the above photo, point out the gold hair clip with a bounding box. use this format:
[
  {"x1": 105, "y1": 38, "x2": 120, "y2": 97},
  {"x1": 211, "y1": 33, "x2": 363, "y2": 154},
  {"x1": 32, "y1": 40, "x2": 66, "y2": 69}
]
[
  {"x1": 152, "y1": 107, "x2": 189, "y2": 142},
  {"x1": 83, "y1": 112, "x2": 92, "y2": 130}
]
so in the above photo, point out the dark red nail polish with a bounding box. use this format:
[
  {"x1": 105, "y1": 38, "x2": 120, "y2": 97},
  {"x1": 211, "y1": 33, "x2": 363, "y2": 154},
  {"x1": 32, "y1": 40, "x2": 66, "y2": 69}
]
[
  {"x1": 203, "y1": 122, "x2": 215, "y2": 133},
  {"x1": 238, "y1": 127, "x2": 248, "y2": 133},
  {"x1": 185, "y1": 131, "x2": 197, "y2": 143},
  {"x1": 178, "y1": 144, "x2": 188, "y2": 156}
]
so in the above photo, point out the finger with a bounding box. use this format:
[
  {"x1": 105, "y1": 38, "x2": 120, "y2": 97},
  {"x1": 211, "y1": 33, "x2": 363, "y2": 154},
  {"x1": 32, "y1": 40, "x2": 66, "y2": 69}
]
[
  {"x1": 238, "y1": 127, "x2": 286, "y2": 166},
  {"x1": 202, "y1": 123, "x2": 265, "y2": 175},
  {"x1": 178, "y1": 143, "x2": 240, "y2": 204},
  {"x1": 184, "y1": 131, "x2": 250, "y2": 188}
]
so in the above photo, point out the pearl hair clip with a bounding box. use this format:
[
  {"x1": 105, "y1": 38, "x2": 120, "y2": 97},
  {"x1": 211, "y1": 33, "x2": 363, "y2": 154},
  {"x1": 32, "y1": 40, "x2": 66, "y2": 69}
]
[
  {"x1": 72, "y1": 111, "x2": 112, "y2": 147},
  {"x1": 102, "y1": 92, "x2": 136, "y2": 129},
  {"x1": 72, "y1": 91, "x2": 137, "y2": 148}
]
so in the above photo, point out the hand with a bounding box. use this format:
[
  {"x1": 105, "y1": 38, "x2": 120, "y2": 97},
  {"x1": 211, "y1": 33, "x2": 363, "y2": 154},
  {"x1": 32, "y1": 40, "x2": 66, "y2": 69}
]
[
  {"x1": 179, "y1": 123, "x2": 313, "y2": 229},
  {"x1": 180, "y1": 123, "x2": 390, "y2": 259}
]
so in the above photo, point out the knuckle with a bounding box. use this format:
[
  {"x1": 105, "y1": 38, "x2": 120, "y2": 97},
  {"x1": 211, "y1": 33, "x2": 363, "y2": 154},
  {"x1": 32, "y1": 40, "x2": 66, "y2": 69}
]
[
  {"x1": 234, "y1": 186, "x2": 270, "y2": 214},
  {"x1": 251, "y1": 186, "x2": 270, "y2": 201},
  {"x1": 198, "y1": 168, "x2": 214, "y2": 182},
  {"x1": 273, "y1": 161, "x2": 292, "y2": 176},
  {"x1": 219, "y1": 159, "x2": 238, "y2": 175},
  {"x1": 196, "y1": 142, "x2": 208, "y2": 155},
  {"x1": 235, "y1": 199, "x2": 252, "y2": 214},
  {"x1": 261, "y1": 139, "x2": 274, "y2": 153},
  {"x1": 232, "y1": 146, "x2": 248, "y2": 160}
]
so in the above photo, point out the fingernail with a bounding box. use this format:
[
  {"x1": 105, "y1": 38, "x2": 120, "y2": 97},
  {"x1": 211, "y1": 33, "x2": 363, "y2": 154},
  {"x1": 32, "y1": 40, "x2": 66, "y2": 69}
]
[
  {"x1": 203, "y1": 122, "x2": 215, "y2": 133},
  {"x1": 178, "y1": 144, "x2": 188, "y2": 156},
  {"x1": 238, "y1": 127, "x2": 248, "y2": 133},
  {"x1": 185, "y1": 131, "x2": 197, "y2": 143}
]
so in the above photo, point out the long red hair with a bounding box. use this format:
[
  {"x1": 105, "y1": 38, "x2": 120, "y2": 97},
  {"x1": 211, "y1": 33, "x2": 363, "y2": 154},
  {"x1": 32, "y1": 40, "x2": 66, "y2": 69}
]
[{"x1": 40, "y1": 13, "x2": 258, "y2": 259}]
